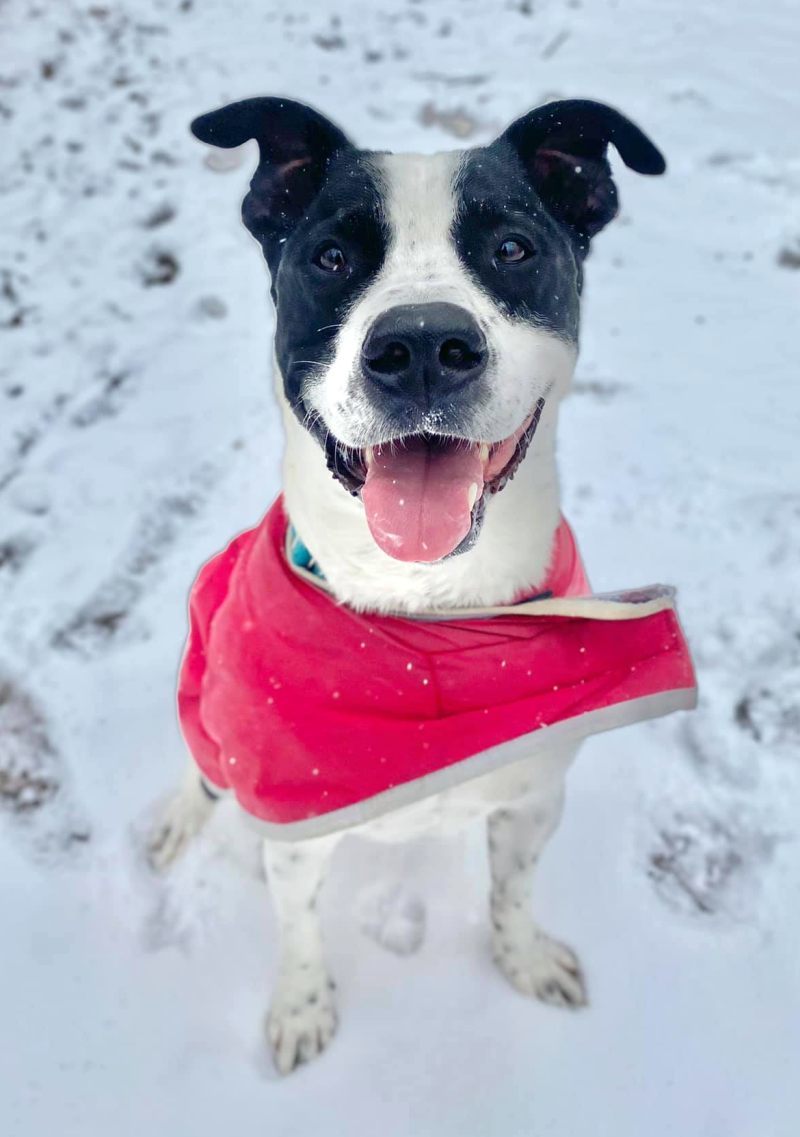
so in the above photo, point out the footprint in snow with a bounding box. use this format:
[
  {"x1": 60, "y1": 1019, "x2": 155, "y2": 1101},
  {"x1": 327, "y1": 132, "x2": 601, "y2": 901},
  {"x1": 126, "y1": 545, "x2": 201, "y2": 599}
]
[{"x1": 0, "y1": 672, "x2": 90, "y2": 861}]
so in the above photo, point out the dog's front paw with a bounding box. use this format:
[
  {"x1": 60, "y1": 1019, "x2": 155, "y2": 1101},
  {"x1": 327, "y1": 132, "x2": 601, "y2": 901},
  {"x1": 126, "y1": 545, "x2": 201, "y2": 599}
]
[
  {"x1": 267, "y1": 971, "x2": 338, "y2": 1075},
  {"x1": 492, "y1": 928, "x2": 587, "y2": 1008}
]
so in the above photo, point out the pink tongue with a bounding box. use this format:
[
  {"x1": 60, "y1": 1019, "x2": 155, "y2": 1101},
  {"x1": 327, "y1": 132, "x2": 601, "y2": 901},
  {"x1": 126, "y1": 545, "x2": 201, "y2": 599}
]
[{"x1": 362, "y1": 438, "x2": 484, "y2": 562}]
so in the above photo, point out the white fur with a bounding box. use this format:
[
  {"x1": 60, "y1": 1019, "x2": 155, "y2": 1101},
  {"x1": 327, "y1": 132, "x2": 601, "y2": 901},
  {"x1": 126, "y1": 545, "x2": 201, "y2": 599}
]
[
  {"x1": 149, "y1": 146, "x2": 586, "y2": 1074},
  {"x1": 263, "y1": 835, "x2": 340, "y2": 1074}
]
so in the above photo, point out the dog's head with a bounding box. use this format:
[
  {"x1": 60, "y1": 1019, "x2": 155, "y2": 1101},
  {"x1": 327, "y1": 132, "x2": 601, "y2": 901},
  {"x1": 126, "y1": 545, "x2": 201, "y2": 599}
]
[{"x1": 192, "y1": 97, "x2": 664, "y2": 563}]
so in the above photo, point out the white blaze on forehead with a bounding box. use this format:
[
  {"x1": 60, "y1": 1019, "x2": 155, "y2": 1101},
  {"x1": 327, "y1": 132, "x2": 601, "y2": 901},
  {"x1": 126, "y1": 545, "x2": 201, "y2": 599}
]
[{"x1": 375, "y1": 150, "x2": 470, "y2": 304}]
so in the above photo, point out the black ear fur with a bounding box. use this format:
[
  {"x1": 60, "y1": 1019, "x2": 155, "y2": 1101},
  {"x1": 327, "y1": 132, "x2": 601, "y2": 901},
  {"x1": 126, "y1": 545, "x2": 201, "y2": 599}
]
[
  {"x1": 500, "y1": 99, "x2": 666, "y2": 240},
  {"x1": 191, "y1": 97, "x2": 353, "y2": 239}
]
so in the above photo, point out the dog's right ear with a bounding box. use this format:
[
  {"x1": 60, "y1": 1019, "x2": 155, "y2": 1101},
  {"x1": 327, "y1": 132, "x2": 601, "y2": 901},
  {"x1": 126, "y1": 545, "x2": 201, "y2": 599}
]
[{"x1": 191, "y1": 97, "x2": 353, "y2": 241}]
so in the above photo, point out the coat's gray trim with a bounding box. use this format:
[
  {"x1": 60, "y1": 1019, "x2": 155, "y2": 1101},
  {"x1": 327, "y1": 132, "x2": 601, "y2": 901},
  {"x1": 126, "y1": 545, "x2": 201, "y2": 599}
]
[
  {"x1": 227, "y1": 686, "x2": 697, "y2": 843},
  {"x1": 285, "y1": 527, "x2": 680, "y2": 624}
]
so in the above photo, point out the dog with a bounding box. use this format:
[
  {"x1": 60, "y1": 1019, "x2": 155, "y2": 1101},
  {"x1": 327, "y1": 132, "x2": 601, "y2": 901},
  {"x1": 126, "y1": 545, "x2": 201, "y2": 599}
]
[{"x1": 148, "y1": 95, "x2": 666, "y2": 1074}]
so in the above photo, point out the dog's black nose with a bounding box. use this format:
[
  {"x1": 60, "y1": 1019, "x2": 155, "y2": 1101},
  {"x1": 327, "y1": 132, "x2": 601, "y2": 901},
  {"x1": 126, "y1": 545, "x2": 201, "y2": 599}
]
[{"x1": 361, "y1": 303, "x2": 487, "y2": 402}]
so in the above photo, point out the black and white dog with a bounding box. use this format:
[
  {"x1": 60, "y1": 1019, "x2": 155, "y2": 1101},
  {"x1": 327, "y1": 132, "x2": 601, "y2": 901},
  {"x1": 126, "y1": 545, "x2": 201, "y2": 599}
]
[{"x1": 149, "y1": 96, "x2": 665, "y2": 1073}]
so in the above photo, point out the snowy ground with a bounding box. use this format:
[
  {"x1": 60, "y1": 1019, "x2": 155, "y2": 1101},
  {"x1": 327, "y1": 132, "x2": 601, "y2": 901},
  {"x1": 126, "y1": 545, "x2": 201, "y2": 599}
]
[{"x1": 1, "y1": 0, "x2": 799, "y2": 1133}]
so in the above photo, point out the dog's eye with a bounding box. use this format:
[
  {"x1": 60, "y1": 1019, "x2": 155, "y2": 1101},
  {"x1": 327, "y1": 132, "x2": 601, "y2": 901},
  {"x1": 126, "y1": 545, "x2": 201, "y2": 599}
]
[
  {"x1": 495, "y1": 237, "x2": 533, "y2": 264},
  {"x1": 314, "y1": 243, "x2": 348, "y2": 274}
]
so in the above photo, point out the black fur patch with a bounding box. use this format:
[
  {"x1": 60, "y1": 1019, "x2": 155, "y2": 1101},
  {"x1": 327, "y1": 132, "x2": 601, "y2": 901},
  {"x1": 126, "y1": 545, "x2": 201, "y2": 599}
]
[
  {"x1": 453, "y1": 141, "x2": 582, "y2": 344},
  {"x1": 264, "y1": 149, "x2": 388, "y2": 420}
]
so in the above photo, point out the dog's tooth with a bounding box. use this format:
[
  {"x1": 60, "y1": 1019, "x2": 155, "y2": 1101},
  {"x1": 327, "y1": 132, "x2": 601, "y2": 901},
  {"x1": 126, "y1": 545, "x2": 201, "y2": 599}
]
[
  {"x1": 479, "y1": 443, "x2": 490, "y2": 463},
  {"x1": 365, "y1": 446, "x2": 374, "y2": 466},
  {"x1": 467, "y1": 482, "x2": 479, "y2": 509}
]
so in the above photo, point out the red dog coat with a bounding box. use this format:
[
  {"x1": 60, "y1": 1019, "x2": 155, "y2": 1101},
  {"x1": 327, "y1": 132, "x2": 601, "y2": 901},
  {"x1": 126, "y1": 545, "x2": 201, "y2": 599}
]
[{"x1": 177, "y1": 498, "x2": 696, "y2": 840}]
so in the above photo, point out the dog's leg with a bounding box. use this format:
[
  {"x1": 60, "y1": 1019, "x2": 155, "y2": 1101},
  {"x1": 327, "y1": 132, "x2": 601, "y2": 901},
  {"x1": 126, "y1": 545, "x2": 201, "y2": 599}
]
[
  {"x1": 263, "y1": 834, "x2": 340, "y2": 1075},
  {"x1": 488, "y1": 777, "x2": 587, "y2": 1008},
  {"x1": 147, "y1": 764, "x2": 218, "y2": 871}
]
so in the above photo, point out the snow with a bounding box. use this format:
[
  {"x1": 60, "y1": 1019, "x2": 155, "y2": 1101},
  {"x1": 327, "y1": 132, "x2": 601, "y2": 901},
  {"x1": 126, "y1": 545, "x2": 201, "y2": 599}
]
[{"x1": 1, "y1": 0, "x2": 799, "y2": 1133}]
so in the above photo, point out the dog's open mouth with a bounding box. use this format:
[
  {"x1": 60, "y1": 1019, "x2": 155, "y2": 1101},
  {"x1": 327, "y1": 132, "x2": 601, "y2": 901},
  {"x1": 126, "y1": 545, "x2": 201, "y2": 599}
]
[{"x1": 324, "y1": 397, "x2": 545, "y2": 563}]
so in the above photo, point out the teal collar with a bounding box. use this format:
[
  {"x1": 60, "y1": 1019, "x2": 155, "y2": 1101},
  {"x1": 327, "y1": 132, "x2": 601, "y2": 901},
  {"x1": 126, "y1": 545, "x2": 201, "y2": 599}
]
[{"x1": 287, "y1": 525, "x2": 325, "y2": 579}]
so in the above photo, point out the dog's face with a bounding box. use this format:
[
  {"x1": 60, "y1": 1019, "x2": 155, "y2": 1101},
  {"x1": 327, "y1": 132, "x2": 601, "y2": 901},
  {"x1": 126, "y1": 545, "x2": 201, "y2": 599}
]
[{"x1": 193, "y1": 98, "x2": 664, "y2": 563}]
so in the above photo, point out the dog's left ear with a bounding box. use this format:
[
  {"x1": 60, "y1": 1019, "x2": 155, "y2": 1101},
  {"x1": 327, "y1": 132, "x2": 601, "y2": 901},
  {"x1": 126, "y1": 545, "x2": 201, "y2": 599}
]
[
  {"x1": 500, "y1": 99, "x2": 666, "y2": 241},
  {"x1": 191, "y1": 97, "x2": 353, "y2": 241}
]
